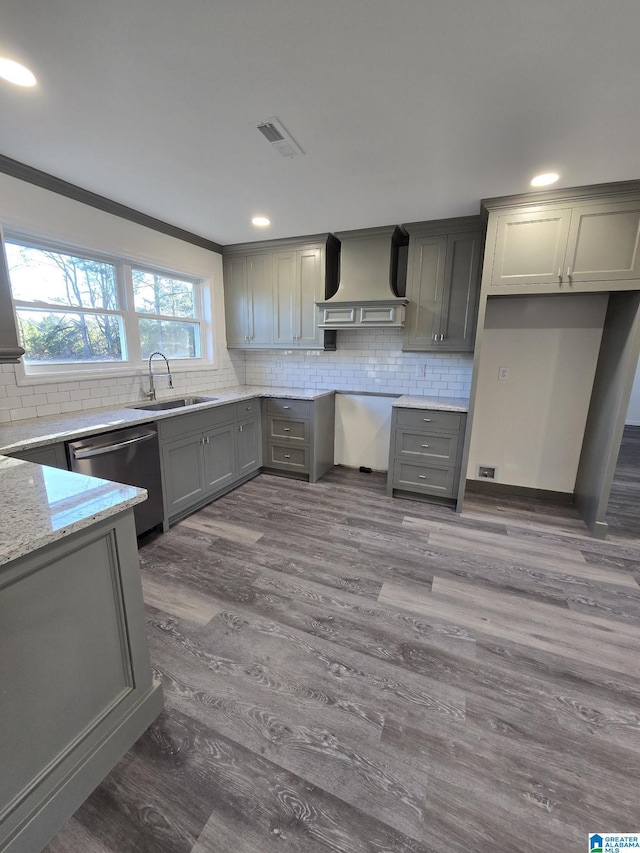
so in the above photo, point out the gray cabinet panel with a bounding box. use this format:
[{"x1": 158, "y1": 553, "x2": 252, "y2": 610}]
[
  {"x1": 566, "y1": 201, "x2": 640, "y2": 282},
  {"x1": 396, "y1": 408, "x2": 463, "y2": 432},
  {"x1": 203, "y1": 424, "x2": 236, "y2": 492},
  {"x1": 162, "y1": 434, "x2": 205, "y2": 516},
  {"x1": 392, "y1": 460, "x2": 457, "y2": 496},
  {"x1": 262, "y1": 394, "x2": 335, "y2": 483},
  {"x1": 247, "y1": 253, "x2": 272, "y2": 345},
  {"x1": 223, "y1": 255, "x2": 248, "y2": 347},
  {"x1": 394, "y1": 429, "x2": 460, "y2": 464},
  {"x1": 223, "y1": 235, "x2": 336, "y2": 351},
  {"x1": 296, "y1": 247, "x2": 323, "y2": 348},
  {"x1": 234, "y1": 398, "x2": 260, "y2": 420},
  {"x1": 388, "y1": 406, "x2": 466, "y2": 503},
  {"x1": 8, "y1": 442, "x2": 69, "y2": 469},
  {"x1": 403, "y1": 218, "x2": 483, "y2": 352},
  {"x1": 0, "y1": 514, "x2": 162, "y2": 853},
  {"x1": 404, "y1": 236, "x2": 447, "y2": 349},
  {"x1": 237, "y1": 416, "x2": 262, "y2": 476},
  {"x1": 272, "y1": 250, "x2": 296, "y2": 346},
  {"x1": 158, "y1": 403, "x2": 234, "y2": 442},
  {"x1": 439, "y1": 231, "x2": 483, "y2": 350},
  {"x1": 267, "y1": 443, "x2": 309, "y2": 471},
  {"x1": 267, "y1": 415, "x2": 308, "y2": 443},
  {"x1": 265, "y1": 398, "x2": 310, "y2": 419}
]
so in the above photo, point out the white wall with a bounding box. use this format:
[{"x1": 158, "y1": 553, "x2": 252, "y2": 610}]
[
  {"x1": 626, "y1": 357, "x2": 640, "y2": 425},
  {"x1": 0, "y1": 173, "x2": 245, "y2": 422},
  {"x1": 334, "y1": 394, "x2": 394, "y2": 470},
  {"x1": 468, "y1": 294, "x2": 609, "y2": 493}
]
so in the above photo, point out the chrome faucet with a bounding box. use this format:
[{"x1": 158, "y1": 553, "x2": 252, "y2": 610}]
[{"x1": 147, "y1": 351, "x2": 173, "y2": 401}]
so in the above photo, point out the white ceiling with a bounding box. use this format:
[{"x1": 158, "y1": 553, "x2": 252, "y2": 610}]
[{"x1": 1, "y1": 0, "x2": 639, "y2": 245}]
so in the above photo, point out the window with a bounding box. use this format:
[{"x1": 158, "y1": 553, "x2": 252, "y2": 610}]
[{"x1": 4, "y1": 236, "x2": 209, "y2": 377}]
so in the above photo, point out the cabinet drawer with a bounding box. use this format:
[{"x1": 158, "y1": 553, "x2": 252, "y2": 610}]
[
  {"x1": 158, "y1": 404, "x2": 235, "y2": 442},
  {"x1": 265, "y1": 398, "x2": 310, "y2": 419},
  {"x1": 392, "y1": 460, "x2": 457, "y2": 497},
  {"x1": 394, "y1": 430, "x2": 460, "y2": 464},
  {"x1": 395, "y1": 407, "x2": 463, "y2": 433},
  {"x1": 266, "y1": 443, "x2": 309, "y2": 472},
  {"x1": 235, "y1": 399, "x2": 261, "y2": 420},
  {"x1": 266, "y1": 415, "x2": 309, "y2": 443}
]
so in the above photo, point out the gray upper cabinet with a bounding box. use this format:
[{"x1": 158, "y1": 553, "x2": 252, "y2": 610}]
[
  {"x1": 273, "y1": 246, "x2": 323, "y2": 348},
  {"x1": 223, "y1": 252, "x2": 272, "y2": 348},
  {"x1": 485, "y1": 185, "x2": 640, "y2": 293},
  {"x1": 223, "y1": 234, "x2": 338, "y2": 351},
  {"x1": 403, "y1": 217, "x2": 483, "y2": 352}
]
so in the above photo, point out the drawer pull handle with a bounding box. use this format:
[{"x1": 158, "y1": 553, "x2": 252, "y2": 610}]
[
  {"x1": 283, "y1": 428, "x2": 290, "y2": 432},
  {"x1": 423, "y1": 418, "x2": 431, "y2": 422},
  {"x1": 284, "y1": 454, "x2": 291, "y2": 459},
  {"x1": 283, "y1": 406, "x2": 290, "y2": 409},
  {"x1": 421, "y1": 444, "x2": 430, "y2": 448},
  {"x1": 418, "y1": 474, "x2": 427, "y2": 479}
]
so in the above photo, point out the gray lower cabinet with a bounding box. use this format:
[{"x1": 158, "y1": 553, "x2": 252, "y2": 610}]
[
  {"x1": 403, "y1": 217, "x2": 484, "y2": 352},
  {"x1": 6, "y1": 441, "x2": 68, "y2": 469},
  {"x1": 0, "y1": 510, "x2": 163, "y2": 853},
  {"x1": 387, "y1": 406, "x2": 466, "y2": 503},
  {"x1": 160, "y1": 401, "x2": 262, "y2": 524},
  {"x1": 486, "y1": 189, "x2": 640, "y2": 292},
  {"x1": 262, "y1": 394, "x2": 335, "y2": 483}
]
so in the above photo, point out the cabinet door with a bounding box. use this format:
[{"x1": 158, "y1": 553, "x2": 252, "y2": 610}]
[
  {"x1": 565, "y1": 201, "x2": 640, "y2": 283},
  {"x1": 236, "y1": 416, "x2": 262, "y2": 476},
  {"x1": 162, "y1": 434, "x2": 205, "y2": 517},
  {"x1": 246, "y1": 253, "x2": 272, "y2": 346},
  {"x1": 10, "y1": 443, "x2": 69, "y2": 469},
  {"x1": 403, "y1": 235, "x2": 448, "y2": 350},
  {"x1": 272, "y1": 250, "x2": 296, "y2": 346},
  {"x1": 296, "y1": 247, "x2": 323, "y2": 348},
  {"x1": 223, "y1": 256, "x2": 248, "y2": 347},
  {"x1": 202, "y1": 423, "x2": 236, "y2": 493},
  {"x1": 489, "y1": 208, "x2": 572, "y2": 287},
  {"x1": 438, "y1": 231, "x2": 482, "y2": 351}
]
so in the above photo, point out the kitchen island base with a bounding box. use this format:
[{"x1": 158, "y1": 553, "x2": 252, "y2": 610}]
[{"x1": 0, "y1": 510, "x2": 163, "y2": 853}]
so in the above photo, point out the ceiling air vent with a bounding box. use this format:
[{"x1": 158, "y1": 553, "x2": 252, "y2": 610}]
[{"x1": 256, "y1": 117, "x2": 304, "y2": 158}]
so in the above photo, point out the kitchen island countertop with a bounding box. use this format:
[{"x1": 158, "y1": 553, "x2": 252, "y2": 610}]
[{"x1": 0, "y1": 456, "x2": 146, "y2": 565}]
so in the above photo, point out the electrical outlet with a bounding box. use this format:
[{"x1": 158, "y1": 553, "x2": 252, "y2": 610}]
[
  {"x1": 498, "y1": 366, "x2": 509, "y2": 381},
  {"x1": 478, "y1": 465, "x2": 496, "y2": 479},
  {"x1": 415, "y1": 363, "x2": 427, "y2": 377}
]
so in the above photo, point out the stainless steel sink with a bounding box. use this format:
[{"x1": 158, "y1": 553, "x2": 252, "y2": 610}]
[{"x1": 129, "y1": 396, "x2": 218, "y2": 412}]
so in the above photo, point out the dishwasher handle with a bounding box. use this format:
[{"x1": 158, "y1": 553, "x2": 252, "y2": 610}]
[{"x1": 71, "y1": 431, "x2": 157, "y2": 460}]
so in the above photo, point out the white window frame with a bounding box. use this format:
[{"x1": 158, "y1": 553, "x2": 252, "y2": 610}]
[{"x1": 2, "y1": 228, "x2": 215, "y2": 385}]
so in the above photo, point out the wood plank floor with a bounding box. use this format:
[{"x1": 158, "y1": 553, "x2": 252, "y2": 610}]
[{"x1": 45, "y1": 428, "x2": 640, "y2": 853}]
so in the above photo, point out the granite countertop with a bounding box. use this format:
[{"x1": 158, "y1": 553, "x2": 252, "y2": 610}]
[
  {"x1": 392, "y1": 394, "x2": 470, "y2": 412},
  {"x1": 0, "y1": 456, "x2": 146, "y2": 566},
  {"x1": 0, "y1": 385, "x2": 335, "y2": 455}
]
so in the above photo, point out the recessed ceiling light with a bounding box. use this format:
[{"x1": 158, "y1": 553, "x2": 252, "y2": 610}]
[
  {"x1": 531, "y1": 172, "x2": 559, "y2": 188},
  {"x1": 251, "y1": 216, "x2": 271, "y2": 227},
  {"x1": 0, "y1": 58, "x2": 37, "y2": 87}
]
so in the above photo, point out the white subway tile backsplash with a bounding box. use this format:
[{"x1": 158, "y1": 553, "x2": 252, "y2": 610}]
[{"x1": 245, "y1": 329, "x2": 472, "y2": 397}]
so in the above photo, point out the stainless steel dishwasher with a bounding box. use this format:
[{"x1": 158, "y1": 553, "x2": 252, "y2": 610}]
[{"x1": 67, "y1": 424, "x2": 164, "y2": 537}]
